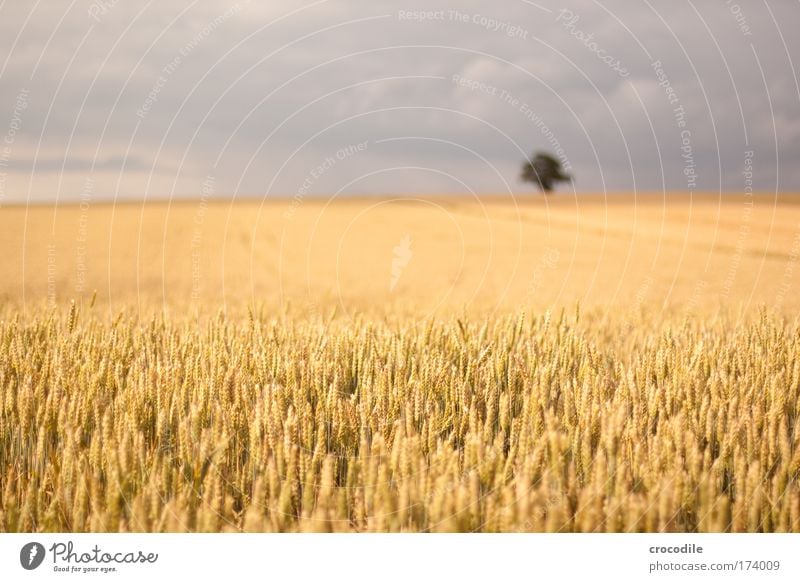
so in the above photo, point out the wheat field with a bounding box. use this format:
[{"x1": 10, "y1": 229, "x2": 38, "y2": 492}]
[{"x1": 1, "y1": 194, "x2": 800, "y2": 532}]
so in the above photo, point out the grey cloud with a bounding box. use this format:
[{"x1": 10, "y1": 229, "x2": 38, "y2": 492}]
[
  {"x1": 0, "y1": 0, "x2": 798, "y2": 202},
  {"x1": 7, "y1": 154, "x2": 157, "y2": 173}
]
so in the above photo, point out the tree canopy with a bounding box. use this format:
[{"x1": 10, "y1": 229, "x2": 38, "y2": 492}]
[{"x1": 521, "y1": 152, "x2": 571, "y2": 193}]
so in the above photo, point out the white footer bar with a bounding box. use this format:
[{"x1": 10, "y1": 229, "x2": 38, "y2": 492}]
[{"x1": 1, "y1": 534, "x2": 797, "y2": 581}]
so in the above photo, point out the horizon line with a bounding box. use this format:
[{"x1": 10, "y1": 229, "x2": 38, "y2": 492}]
[{"x1": 2, "y1": 190, "x2": 798, "y2": 208}]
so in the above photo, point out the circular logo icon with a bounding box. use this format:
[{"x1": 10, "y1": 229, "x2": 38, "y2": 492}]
[{"x1": 20, "y1": 542, "x2": 46, "y2": 570}]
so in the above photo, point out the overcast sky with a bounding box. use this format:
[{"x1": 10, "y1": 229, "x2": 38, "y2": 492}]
[{"x1": 0, "y1": 0, "x2": 798, "y2": 202}]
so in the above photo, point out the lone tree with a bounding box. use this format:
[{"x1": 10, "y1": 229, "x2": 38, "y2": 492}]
[{"x1": 521, "y1": 151, "x2": 571, "y2": 193}]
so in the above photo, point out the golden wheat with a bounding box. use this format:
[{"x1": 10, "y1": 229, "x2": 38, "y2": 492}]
[{"x1": 0, "y1": 304, "x2": 798, "y2": 532}]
